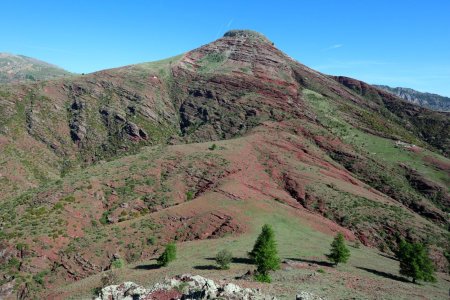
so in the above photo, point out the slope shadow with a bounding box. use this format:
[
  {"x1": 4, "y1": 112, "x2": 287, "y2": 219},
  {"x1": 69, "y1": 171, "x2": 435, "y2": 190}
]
[
  {"x1": 194, "y1": 265, "x2": 220, "y2": 270},
  {"x1": 356, "y1": 267, "x2": 409, "y2": 283},
  {"x1": 286, "y1": 258, "x2": 334, "y2": 267},
  {"x1": 134, "y1": 263, "x2": 160, "y2": 270}
]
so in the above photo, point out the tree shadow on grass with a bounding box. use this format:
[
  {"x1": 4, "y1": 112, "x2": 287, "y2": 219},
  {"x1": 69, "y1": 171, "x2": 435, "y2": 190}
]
[
  {"x1": 205, "y1": 257, "x2": 253, "y2": 265},
  {"x1": 232, "y1": 257, "x2": 253, "y2": 264},
  {"x1": 193, "y1": 265, "x2": 220, "y2": 270},
  {"x1": 356, "y1": 267, "x2": 410, "y2": 283},
  {"x1": 378, "y1": 252, "x2": 398, "y2": 261},
  {"x1": 286, "y1": 258, "x2": 334, "y2": 267},
  {"x1": 134, "y1": 263, "x2": 161, "y2": 270}
]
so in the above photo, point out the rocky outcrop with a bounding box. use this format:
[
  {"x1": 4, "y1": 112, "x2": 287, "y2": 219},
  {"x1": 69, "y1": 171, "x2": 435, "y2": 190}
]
[
  {"x1": 296, "y1": 291, "x2": 324, "y2": 300},
  {"x1": 173, "y1": 29, "x2": 305, "y2": 142},
  {"x1": 374, "y1": 85, "x2": 450, "y2": 112},
  {"x1": 95, "y1": 274, "x2": 279, "y2": 300},
  {"x1": 334, "y1": 76, "x2": 450, "y2": 156}
]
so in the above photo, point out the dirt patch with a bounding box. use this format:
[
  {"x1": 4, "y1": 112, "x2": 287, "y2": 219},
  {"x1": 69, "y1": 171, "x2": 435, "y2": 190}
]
[{"x1": 423, "y1": 155, "x2": 450, "y2": 171}]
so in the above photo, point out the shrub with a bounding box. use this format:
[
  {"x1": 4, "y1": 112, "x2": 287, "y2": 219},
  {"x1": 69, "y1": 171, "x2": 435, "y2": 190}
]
[
  {"x1": 215, "y1": 249, "x2": 233, "y2": 270},
  {"x1": 33, "y1": 270, "x2": 49, "y2": 285},
  {"x1": 327, "y1": 233, "x2": 350, "y2": 266},
  {"x1": 53, "y1": 202, "x2": 64, "y2": 210},
  {"x1": 111, "y1": 258, "x2": 124, "y2": 269},
  {"x1": 249, "y1": 224, "x2": 280, "y2": 282},
  {"x1": 396, "y1": 240, "x2": 436, "y2": 283},
  {"x1": 254, "y1": 273, "x2": 271, "y2": 283},
  {"x1": 186, "y1": 190, "x2": 194, "y2": 201},
  {"x1": 157, "y1": 242, "x2": 177, "y2": 267},
  {"x1": 7, "y1": 257, "x2": 20, "y2": 270},
  {"x1": 208, "y1": 144, "x2": 217, "y2": 150},
  {"x1": 62, "y1": 195, "x2": 75, "y2": 202},
  {"x1": 147, "y1": 236, "x2": 156, "y2": 245},
  {"x1": 99, "y1": 211, "x2": 110, "y2": 225}
]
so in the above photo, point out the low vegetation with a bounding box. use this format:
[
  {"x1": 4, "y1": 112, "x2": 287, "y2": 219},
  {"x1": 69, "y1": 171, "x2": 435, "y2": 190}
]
[{"x1": 215, "y1": 249, "x2": 233, "y2": 270}]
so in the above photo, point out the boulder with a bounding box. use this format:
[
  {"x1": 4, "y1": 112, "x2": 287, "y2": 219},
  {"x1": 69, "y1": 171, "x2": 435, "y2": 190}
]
[
  {"x1": 95, "y1": 274, "x2": 280, "y2": 300},
  {"x1": 95, "y1": 282, "x2": 149, "y2": 300},
  {"x1": 296, "y1": 291, "x2": 324, "y2": 300}
]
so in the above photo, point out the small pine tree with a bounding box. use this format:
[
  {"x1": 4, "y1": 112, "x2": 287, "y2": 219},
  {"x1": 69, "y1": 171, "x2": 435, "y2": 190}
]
[
  {"x1": 249, "y1": 224, "x2": 280, "y2": 282},
  {"x1": 396, "y1": 240, "x2": 436, "y2": 283},
  {"x1": 215, "y1": 249, "x2": 233, "y2": 270},
  {"x1": 327, "y1": 233, "x2": 350, "y2": 266},
  {"x1": 157, "y1": 242, "x2": 177, "y2": 267}
]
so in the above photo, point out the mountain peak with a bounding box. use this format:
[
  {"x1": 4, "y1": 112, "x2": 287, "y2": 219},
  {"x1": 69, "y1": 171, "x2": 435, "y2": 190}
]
[{"x1": 223, "y1": 29, "x2": 272, "y2": 44}]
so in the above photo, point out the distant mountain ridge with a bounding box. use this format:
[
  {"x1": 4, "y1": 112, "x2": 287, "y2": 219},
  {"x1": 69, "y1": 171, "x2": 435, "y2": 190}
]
[
  {"x1": 374, "y1": 85, "x2": 450, "y2": 111},
  {"x1": 0, "y1": 52, "x2": 72, "y2": 83}
]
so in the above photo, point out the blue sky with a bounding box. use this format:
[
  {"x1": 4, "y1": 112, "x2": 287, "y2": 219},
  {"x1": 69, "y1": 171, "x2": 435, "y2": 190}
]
[{"x1": 1, "y1": 1, "x2": 449, "y2": 96}]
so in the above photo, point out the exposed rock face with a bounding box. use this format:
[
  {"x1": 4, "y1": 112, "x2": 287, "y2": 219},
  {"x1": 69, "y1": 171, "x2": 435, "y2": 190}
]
[
  {"x1": 95, "y1": 274, "x2": 278, "y2": 300},
  {"x1": 374, "y1": 85, "x2": 450, "y2": 112},
  {"x1": 335, "y1": 76, "x2": 450, "y2": 156},
  {"x1": 174, "y1": 38, "x2": 303, "y2": 142},
  {"x1": 400, "y1": 164, "x2": 450, "y2": 211}
]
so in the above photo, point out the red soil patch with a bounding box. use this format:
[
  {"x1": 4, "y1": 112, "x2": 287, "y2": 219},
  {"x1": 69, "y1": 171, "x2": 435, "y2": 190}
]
[
  {"x1": 144, "y1": 289, "x2": 183, "y2": 300},
  {"x1": 407, "y1": 145, "x2": 422, "y2": 153},
  {"x1": 423, "y1": 155, "x2": 450, "y2": 171}
]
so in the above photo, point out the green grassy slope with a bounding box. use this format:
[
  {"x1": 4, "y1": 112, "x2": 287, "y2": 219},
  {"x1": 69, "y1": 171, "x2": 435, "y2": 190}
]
[{"x1": 55, "y1": 195, "x2": 449, "y2": 299}]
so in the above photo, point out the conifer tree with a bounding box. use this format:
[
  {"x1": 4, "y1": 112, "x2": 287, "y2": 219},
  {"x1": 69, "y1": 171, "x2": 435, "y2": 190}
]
[
  {"x1": 249, "y1": 224, "x2": 280, "y2": 282},
  {"x1": 327, "y1": 232, "x2": 350, "y2": 266},
  {"x1": 396, "y1": 240, "x2": 436, "y2": 283},
  {"x1": 157, "y1": 242, "x2": 177, "y2": 267}
]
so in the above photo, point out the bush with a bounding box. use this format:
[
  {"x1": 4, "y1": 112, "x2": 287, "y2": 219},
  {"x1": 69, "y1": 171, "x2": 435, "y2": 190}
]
[
  {"x1": 111, "y1": 258, "x2": 124, "y2": 269},
  {"x1": 254, "y1": 273, "x2": 271, "y2": 283},
  {"x1": 208, "y1": 143, "x2": 217, "y2": 150},
  {"x1": 33, "y1": 270, "x2": 49, "y2": 285},
  {"x1": 249, "y1": 224, "x2": 280, "y2": 282},
  {"x1": 186, "y1": 190, "x2": 194, "y2": 201},
  {"x1": 147, "y1": 236, "x2": 156, "y2": 245},
  {"x1": 99, "y1": 211, "x2": 110, "y2": 225},
  {"x1": 396, "y1": 240, "x2": 436, "y2": 283},
  {"x1": 327, "y1": 233, "x2": 350, "y2": 266},
  {"x1": 215, "y1": 249, "x2": 233, "y2": 270},
  {"x1": 157, "y1": 242, "x2": 177, "y2": 267}
]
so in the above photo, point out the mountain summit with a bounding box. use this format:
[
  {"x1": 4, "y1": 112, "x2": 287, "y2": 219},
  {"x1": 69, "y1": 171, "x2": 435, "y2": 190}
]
[{"x1": 0, "y1": 31, "x2": 448, "y2": 299}]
